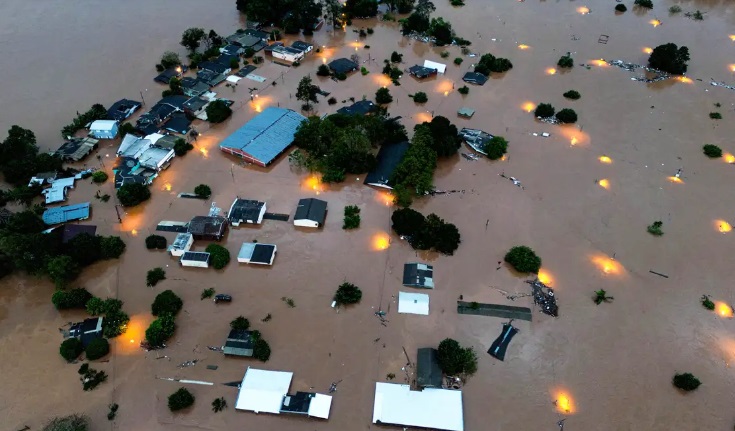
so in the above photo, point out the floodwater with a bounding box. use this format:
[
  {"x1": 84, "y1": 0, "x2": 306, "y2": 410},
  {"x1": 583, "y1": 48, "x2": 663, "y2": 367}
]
[{"x1": 2, "y1": 0, "x2": 735, "y2": 430}]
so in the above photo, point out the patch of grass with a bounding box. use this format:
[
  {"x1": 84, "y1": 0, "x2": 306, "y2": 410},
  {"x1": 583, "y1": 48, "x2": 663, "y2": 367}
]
[
  {"x1": 709, "y1": 112, "x2": 722, "y2": 120},
  {"x1": 647, "y1": 220, "x2": 664, "y2": 236},
  {"x1": 201, "y1": 288, "x2": 215, "y2": 300},
  {"x1": 281, "y1": 296, "x2": 296, "y2": 308}
]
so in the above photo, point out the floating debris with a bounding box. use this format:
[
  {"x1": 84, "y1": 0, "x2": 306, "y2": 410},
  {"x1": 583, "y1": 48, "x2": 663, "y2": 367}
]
[
  {"x1": 459, "y1": 128, "x2": 493, "y2": 155},
  {"x1": 525, "y1": 279, "x2": 559, "y2": 317}
]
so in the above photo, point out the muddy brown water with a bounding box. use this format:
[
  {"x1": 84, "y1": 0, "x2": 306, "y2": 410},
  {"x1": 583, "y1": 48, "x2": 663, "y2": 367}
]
[{"x1": 2, "y1": 0, "x2": 735, "y2": 430}]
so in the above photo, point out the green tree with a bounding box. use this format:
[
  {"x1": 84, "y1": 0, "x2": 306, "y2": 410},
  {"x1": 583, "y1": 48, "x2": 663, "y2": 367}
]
[
  {"x1": 437, "y1": 338, "x2": 478, "y2": 376},
  {"x1": 212, "y1": 397, "x2": 228, "y2": 413},
  {"x1": 391, "y1": 207, "x2": 426, "y2": 236},
  {"x1": 701, "y1": 295, "x2": 715, "y2": 310},
  {"x1": 102, "y1": 308, "x2": 130, "y2": 338},
  {"x1": 555, "y1": 108, "x2": 578, "y2": 124},
  {"x1": 647, "y1": 220, "x2": 664, "y2": 236},
  {"x1": 151, "y1": 289, "x2": 183, "y2": 316},
  {"x1": 206, "y1": 244, "x2": 230, "y2": 269},
  {"x1": 173, "y1": 138, "x2": 194, "y2": 156},
  {"x1": 86, "y1": 297, "x2": 105, "y2": 315},
  {"x1": 504, "y1": 246, "x2": 542, "y2": 273},
  {"x1": 168, "y1": 387, "x2": 195, "y2": 411},
  {"x1": 60, "y1": 338, "x2": 83, "y2": 362},
  {"x1": 145, "y1": 312, "x2": 176, "y2": 347},
  {"x1": 563, "y1": 90, "x2": 581, "y2": 100},
  {"x1": 47, "y1": 255, "x2": 81, "y2": 288},
  {"x1": 145, "y1": 234, "x2": 167, "y2": 250},
  {"x1": 100, "y1": 236, "x2": 126, "y2": 259},
  {"x1": 160, "y1": 51, "x2": 181, "y2": 69},
  {"x1": 434, "y1": 221, "x2": 461, "y2": 255},
  {"x1": 317, "y1": 64, "x2": 331, "y2": 76},
  {"x1": 457, "y1": 85, "x2": 469, "y2": 95},
  {"x1": 85, "y1": 338, "x2": 110, "y2": 360},
  {"x1": 52, "y1": 287, "x2": 93, "y2": 310},
  {"x1": 230, "y1": 316, "x2": 250, "y2": 331},
  {"x1": 65, "y1": 233, "x2": 101, "y2": 267},
  {"x1": 416, "y1": 116, "x2": 461, "y2": 157},
  {"x1": 92, "y1": 171, "x2": 108, "y2": 184},
  {"x1": 206, "y1": 100, "x2": 233, "y2": 123},
  {"x1": 534, "y1": 103, "x2": 555, "y2": 118},
  {"x1": 415, "y1": 0, "x2": 436, "y2": 17},
  {"x1": 296, "y1": 76, "x2": 319, "y2": 112},
  {"x1": 648, "y1": 43, "x2": 690, "y2": 74},
  {"x1": 634, "y1": 0, "x2": 653, "y2": 8},
  {"x1": 376, "y1": 87, "x2": 393, "y2": 104},
  {"x1": 5, "y1": 210, "x2": 45, "y2": 234},
  {"x1": 428, "y1": 17, "x2": 454, "y2": 46},
  {"x1": 703, "y1": 144, "x2": 722, "y2": 158},
  {"x1": 673, "y1": 373, "x2": 701, "y2": 391},
  {"x1": 119, "y1": 122, "x2": 135, "y2": 138},
  {"x1": 401, "y1": 12, "x2": 431, "y2": 35},
  {"x1": 593, "y1": 289, "x2": 614, "y2": 305},
  {"x1": 474, "y1": 53, "x2": 513, "y2": 76},
  {"x1": 557, "y1": 54, "x2": 574, "y2": 68},
  {"x1": 181, "y1": 27, "x2": 206, "y2": 52},
  {"x1": 253, "y1": 337, "x2": 272, "y2": 361},
  {"x1": 484, "y1": 136, "x2": 508, "y2": 160},
  {"x1": 615, "y1": 3, "x2": 627, "y2": 11},
  {"x1": 42, "y1": 414, "x2": 89, "y2": 431},
  {"x1": 334, "y1": 282, "x2": 363, "y2": 305},
  {"x1": 194, "y1": 184, "x2": 212, "y2": 199},
  {"x1": 344, "y1": 0, "x2": 379, "y2": 18},
  {"x1": 147, "y1": 267, "x2": 166, "y2": 287},
  {"x1": 117, "y1": 183, "x2": 151, "y2": 207}
]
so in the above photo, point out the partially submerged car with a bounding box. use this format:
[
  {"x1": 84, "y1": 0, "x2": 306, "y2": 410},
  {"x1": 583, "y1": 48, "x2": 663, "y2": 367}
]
[{"x1": 214, "y1": 294, "x2": 232, "y2": 303}]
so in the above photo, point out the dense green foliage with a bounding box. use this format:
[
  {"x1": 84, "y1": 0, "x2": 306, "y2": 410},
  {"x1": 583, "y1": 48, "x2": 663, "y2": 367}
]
[
  {"x1": 253, "y1": 334, "x2": 272, "y2": 362},
  {"x1": 483, "y1": 136, "x2": 508, "y2": 160},
  {"x1": 673, "y1": 373, "x2": 701, "y2": 391},
  {"x1": 42, "y1": 414, "x2": 89, "y2": 431},
  {"x1": 504, "y1": 246, "x2": 542, "y2": 273},
  {"x1": 557, "y1": 54, "x2": 574, "y2": 69},
  {"x1": 555, "y1": 108, "x2": 578, "y2": 124},
  {"x1": 173, "y1": 138, "x2": 194, "y2": 156},
  {"x1": 474, "y1": 53, "x2": 513, "y2": 76},
  {"x1": 152, "y1": 290, "x2": 183, "y2": 316},
  {"x1": 563, "y1": 90, "x2": 581, "y2": 100},
  {"x1": 47, "y1": 255, "x2": 81, "y2": 288},
  {"x1": 648, "y1": 43, "x2": 690, "y2": 74},
  {"x1": 0, "y1": 126, "x2": 62, "y2": 192},
  {"x1": 390, "y1": 127, "x2": 438, "y2": 205},
  {"x1": 343, "y1": 205, "x2": 361, "y2": 229},
  {"x1": 60, "y1": 338, "x2": 84, "y2": 362},
  {"x1": 212, "y1": 397, "x2": 228, "y2": 413},
  {"x1": 237, "y1": 0, "x2": 324, "y2": 30},
  {"x1": 230, "y1": 316, "x2": 251, "y2": 331},
  {"x1": 647, "y1": 220, "x2": 664, "y2": 236},
  {"x1": 92, "y1": 171, "x2": 108, "y2": 184},
  {"x1": 415, "y1": 116, "x2": 462, "y2": 157},
  {"x1": 180, "y1": 27, "x2": 206, "y2": 52},
  {"x1": 117, "y1": 183, "x2": 151, "y2": 207},
  {"x1": 412, "y1": 92, "x2": 428, "y2": 103},
  {"x1": 168, "y1": 387, "x2": 195, "y2": 411},
  {"x1": 146, "y1": 267, "x2": 166, "y2": 287},
  {"x1": 593, "y1": 289, "x2": 614, "y2": 305},
  {"x1": 206, "y1": 100, "x2": 233, "y2": 123},
  {"x1": 457, "y1": 85, "x2": 469, "y2": 95},
  {"x1": 85, "y1": 338, "x2": 110, "y2": 360},
  {"x1": 205, "y1": 244, "x2": 230, "y2": 269},
  {"x1": 709, "y1": 112, "x2": 722, "y2": 120},
  {"x1": 615, "y1": 4, "x2": 627, "y2": 12},
  {"x1": 344, "y1": 0, "x2": 379, "y2": 18},
  {"x1": 334, "y1": 282, "x2": 363, "y2": 305},
  {"x1": 376, "y1": 87, "x2": 393, "y2": 104},
  {"x1": 703, "y1": 144, "x2": 722, "y2": 158},
  {"x1": 390, "y1": 208, "x2": 461, "y2": 254},
  {"x1": 317, "y1": 64, "x2": 331, "y2": 76},
  {"x1": 437, "y1": 338, "x2": 478, "y2": 376},
  {"x1": 634, "y1": 0, "x2": 653, "y2": 8},
  {"x1": 145, "y1": 312, "x2": 176, "y2": 347},
  {"x1": 145, "y1": 234, "x2": 167, "y2": 250},
  {"x1": 701, "y1": 295, "x2": 715, "y2": 310},
  {"x1": 296, "y1": 75, "x2": 320, "y2": 112},
  {"x1": 534, "y1": 103, "x2": 555, "y2": 118},
  {"x1": 52, "y1": 288, "x2": 93, "y2": 310},
  {"x1": 160, "y1": 51, "x2": 181, "y2": 69},
  {"x1": 194, "y1": 184, "x2": 212, "y2": 199},
  {"x1": 61, "y1": 104, "x2": 108, "y2": 139}
]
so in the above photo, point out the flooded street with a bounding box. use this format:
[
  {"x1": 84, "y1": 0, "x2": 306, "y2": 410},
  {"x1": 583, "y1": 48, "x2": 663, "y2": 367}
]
[{"x1": 2, "y1": 0, "x2": 735, "y2": 430}]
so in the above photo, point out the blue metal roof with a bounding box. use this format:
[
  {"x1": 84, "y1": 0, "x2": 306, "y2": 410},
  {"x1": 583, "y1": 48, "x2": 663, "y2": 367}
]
[
  {"x1": 42, "y1": 202, "x2": 91, "y2": 225},
  {"x1": 219, "y1": 107, "x2": 306, "y2": 165}
]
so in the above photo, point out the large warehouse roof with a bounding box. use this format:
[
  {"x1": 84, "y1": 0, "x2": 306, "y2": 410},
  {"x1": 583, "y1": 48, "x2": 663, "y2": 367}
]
[
  {"x1": 219, "y1": 107, "x2": 306, "y2": 166},
  {"x1": 373, "y1": 383, "x2": 464, "y2": 431}
]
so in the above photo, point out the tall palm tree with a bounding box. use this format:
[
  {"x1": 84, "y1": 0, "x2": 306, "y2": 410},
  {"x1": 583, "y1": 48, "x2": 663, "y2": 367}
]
[{"x1": 594, "y1": 289, "x2": 614, "y2": 305}]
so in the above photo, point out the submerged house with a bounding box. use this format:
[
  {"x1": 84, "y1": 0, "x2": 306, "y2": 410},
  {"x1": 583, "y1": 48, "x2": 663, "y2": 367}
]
[
  {"x1": 228, "y1": 199, "x2": 266, "y2": 226},
  {"x1": 462, "y1": 72, "x2": 488, "y2": 86},
  {"x1": 42, "y1": 202, "x2": 91, "y2": 225},
  {"x1": 459, "y1": 128, "x2": 493, "y2": 155},
  {"x1": 89, "y1": 120, "x2": 119, "y2": 139},
  {"x1": 397, "y1": 291, "x2": 430, "y2": 315},
  {"x1": 408, "y1": 65, "x2": 438, "y2": 79},
  {"x1": 403, "y1": 263, "x2": 434, "y2": 289},
  {"x1": 363, "y1": 141, "x2": 409, "y2": 189},
  {"x1": 180, "y1": 251, "x2": 210, "y2": 268},
  {"x1": 328, "y1": 58, "x2": 359, "y2": 75},
  {"x1": 107, "y1": 99, "x2": 142, "y2": 122},
  {"x1": 41, "y1": 177, "x2": 76, "y2": 204},
  {"x1": 223, "y1": 329, "x2": 254, "y2": 357},
  {"x1": 219, "y1": 108, "x2": 306, "y2": 167},
  {"x1": 68, "y1": 317, "x2": 104, "y2": 347},
  {"x1": 336, "y1": 100, "x2": 376, "y2": 116},
  {"x1": 187, "y1": 215, "x2": 228, "y2": 241},
  {"x1": 55, "y1": 137, "x2": 99, "y2": 162},
  {"x1": 372, "y1": 382, "x2": 464, "y2": 431},
  {"x1": 168, "y1": 233, "x2": 193, "y2": 257},
  {"x1": 293, "y1": 198, "x2": 327, "y2": 228},
  {"x1": 272, "y1": 46, "x2": 305, "y2": 63},
  {"x1": 416, "y1": 348, "x2": 443, "y2": 388},
  {"x1": 238, "y1": 242, "x2": 277, "y2": 265}
]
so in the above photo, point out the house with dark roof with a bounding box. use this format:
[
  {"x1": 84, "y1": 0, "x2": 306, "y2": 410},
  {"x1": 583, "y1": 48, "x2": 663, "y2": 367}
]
[
  {"x1": 107, "y1": 99, "x2": 142, "y2": 122},
  {"x1": 291, "y1": 41, "x2": 313, "y2": 53},
  {"x1": 216, "y1": 53, "x2": 240, "y2": 68},
  {"x1": 197, "y1": 69, "x2": 226, "y2": 87},
  {"x1": 199, "y1": 61, "x2": 230, "y2": 75},
  {"x1": 223, "y1": 329, "x2": 254, "y2": 357},
  {"x1": 221, "y1": 44, "x2": 245, "y2": 56},
  {"x1": 408, "y1": 65, "x2": 438, "y2": 79},
  {"x1": 219, "y1": 108, "x2": 307, "y2": 167},
  {"x1": 228, "y1": 199, "x2": 266, "y2": 226},
  {"x1": 154, "y1": 68, "x2": 182, "y2": 84},
  {"x1": 462, "y1": 72, "x2": 488, "y2": 86},
  {"x1": 271, "y1": 46, "x2": 304, "y2": 63},
  {"x1": 236, "y1": 65, "x2": 257, "y2": 78},
  {"x1": 328, "y1": 58, "x2": 359, "y2": 75},
  {"x1": 403, "y1": 262, "x2": 434, "y2": 289},
  {"x1": 61, "y1": 224, "x2": 97, "y2": 244},
  {"x1": 293, "y1": 198, "x2": 327, "y2": 228},
  {"x1": 180, "y1": 77, "x2": 211, "y2": 97},
  {"x1": 113, "y1": 157, "x2": 156, "y2": 188},
  {"x1": 181, "y1": 251, "x2": 211, "y2": 268},
  {"x1": 226, "y1": 32, "x2": 262, "y2": 48},
  {"x1": 55, "y1": 137, "x2": 99, "y2": 162},
  {"x1": 416, "y1": 348, "x2": 443, "y2": 388},
  {"x1": 264, "y1": 42, "x2": 285, "y2": 57},
  {"x1": 336, "y1": 100, "x2": 376, "y2": 116},
  {"x1": 68, "y1": 317, "x2": 103, "y2": 347},
  {"x1": 243, "y1": 28, "x2": 270, "y2": 42},
  {"x1": 188, "y1": 215, "x2": 228, "y2": 241},
  {"x1": 163, "y1": 112, "x2": 191, "y2": 135},
  {"x1": 459, "y1": 128, "x2": 493, "y2": 155},
  {"x1": 154, "y1": 134, "x2": 179, "y2": 150},
  {"x1": 183, "y1": 96, "x2": 210, "y2": 118},
  {"x1": 363, "y1": 141, "x2": 409, "y2": 189},
  {"x1": 238, "y1": 242, "x2": 277, "y2": 265}
]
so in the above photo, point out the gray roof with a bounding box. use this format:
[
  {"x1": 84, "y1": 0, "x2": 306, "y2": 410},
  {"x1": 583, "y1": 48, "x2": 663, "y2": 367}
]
[
  {"x1": 364, "y1": 141, "x2": 409, "y2": 189},
  {"x1": 228, "y1": 199, "x2": 264, "y2": 223},
  {"x1": 402, "y1": 262, "x2": 434, "y2": 288},
  {"x1": 408, "y1": 65, "x2": 438, "y2": 78},
  {"x1": 417, "y1": 348, "x2": 443, "y2": 388},
  {"x1": 457, "y1": 107, "x2": 475, "y2": 118},
  {"x1": 218, "y1": 108, "x2": 306, "y2": 166},
  {"x1": 181, "y1": 251, "x2": 210, "y2": 262},
  {"x1": 294, "y1": 198, "x2": 327, "y2": 224},
  {"x1": 188, "y1": 215, "x2": 228, "y2": 239},
  {"x1": 42, "y1": 202, "x2": 91, "y2": 225},
  {"x1": 226, "y1": 33, "x2": 261, "y2": 47},
  {"x1": 291, "y1": 41, "x2": 313, "y2": 51},
  {"x1": 223, "y1": 329, "x2": 254, "y2": 356},
  {"x1": 328, "y1": 58, "x2": 359, "y2": 74}
]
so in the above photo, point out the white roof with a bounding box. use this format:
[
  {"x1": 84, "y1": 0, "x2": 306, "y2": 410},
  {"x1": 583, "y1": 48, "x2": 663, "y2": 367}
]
[
  {"x1": 236, "y1": 368, "x2": 293, "y2": 414},
  {"x1": 117, "y1": 134, "x2": 152, "y2": 158},
  {"x1": 308, "y1": 394, "x2": 333, "y2": 419},
  {"x1": 145, "y1": 133, "x2": 165, "y2": 145},
  {"x1": 373, "y1": 383, "x2": 464, "y2": 431},
  {"x1": 424, "y1": 60, "x2": 447, "y2": 74},
  {"x1": 226, "y1": 75, "x2": 243, "y2": 83},
  {"x1": 398, "y1": 291, "x2": 430, "y2": 315},
  {"x1": 42, "y1": 177, "x2": 76, "y2": 204},
  {"x1": 90, "y1": 120, "x2": 117, "y2": 131},
  {"x1": 139, "y1": 147, "x2": 174, "y2": 169}
]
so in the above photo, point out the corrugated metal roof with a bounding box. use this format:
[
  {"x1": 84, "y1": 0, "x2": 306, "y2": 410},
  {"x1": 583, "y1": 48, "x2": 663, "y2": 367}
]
[
  {"x1": 42, "y1": 202, "x2": 91, "y2": 225},
  {"x1": 219, "y1": 108, "x2": 306, "y2": 166}
]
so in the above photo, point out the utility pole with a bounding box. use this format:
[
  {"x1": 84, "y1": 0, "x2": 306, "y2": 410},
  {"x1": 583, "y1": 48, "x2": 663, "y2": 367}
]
[{"x1": 140, "y1": 90, "x2": 146, "y2": 106}]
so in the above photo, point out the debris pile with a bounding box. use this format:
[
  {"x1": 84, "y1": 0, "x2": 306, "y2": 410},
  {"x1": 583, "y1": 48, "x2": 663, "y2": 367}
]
[{"x1": 526, "y1": 279, "x2": 559, "y2": 317}]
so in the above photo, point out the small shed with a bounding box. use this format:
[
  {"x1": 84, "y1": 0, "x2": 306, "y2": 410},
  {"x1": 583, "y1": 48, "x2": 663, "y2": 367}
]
[
  {"x1": 181, "y1": 251, "x2": 210, "y2": 268},
  {"x1": 403, "y1": 263, "x2": 434, "y2": 289},
  {"x1": 423, "y1": 60, "x2": 447, "y2": 74},
  {"x1": 238, "y1": 243, "x2": 277, "y2": 265},
  {"x1": 68, "y1": 317, "x2": 103, "y2": 347},
  {"x1": 457, "y1": 107, "x2": 475, "y2": 118},
  {"x1": 90, "y1": 120, "x2": 119, "y2": 139},
  {"x1": 294, "y1": 198, "x2": 327, "y2": 228},
  {"x1": 188, "y1": 215, "x2": 228, "y2": 241},
  {"x1": 223, "y1": 329, "x2": 254, "y2": 357},
  {"x1": 168, "y1": 232, "x2": 193, "y2": 257},
  {"x1": 416, "y1": 348, "x2": 443, "y2": 388},
  {"x1": 228, "y1": 199, "x2": 266, "y2": 226},
  {"x1": 398, "y1": 291, "x2": 430, "y2": 315}
]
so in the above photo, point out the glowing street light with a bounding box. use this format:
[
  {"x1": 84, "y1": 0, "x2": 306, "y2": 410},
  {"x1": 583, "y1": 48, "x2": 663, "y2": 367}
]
[{"x1": 599, "y1": 155, "x2": 612, "y2": 164}]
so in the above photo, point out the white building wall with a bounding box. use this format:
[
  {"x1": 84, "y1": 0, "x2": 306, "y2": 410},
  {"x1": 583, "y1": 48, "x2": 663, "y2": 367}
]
[
  {"x1": 181, "y1": 258, "x2": 209, "y2": 268},
  {"x1": 294, "y1": 219, "x2": 319, "y2": 228}
]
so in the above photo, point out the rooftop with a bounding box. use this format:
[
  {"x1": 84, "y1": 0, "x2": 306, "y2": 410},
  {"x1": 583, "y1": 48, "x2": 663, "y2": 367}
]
[
  {"x1": 236, "y1": 368, "x2": 294, "y2": 413},
  {"x1": 223, "y1": 329, "x2": 254, "y2": 357},
  {"x1": 238, "y1": 242, "x2": 277, "y2": 265},
  {"x1": 117, "y1": 134, "x2": 152, "y2": 158},
  {"x1": 459, "y1": 128, "x2": 493, "y2": 155},
  {"x1": 226, "y1": 33, "x2": 261, "y2": 47},
  {"x1": 408, "y1": 65, "x2": 438, "y2": 78},
  {"x1": 294, "y1": 198, "x2": 327, "y2": 224},
  {"x1": 138, "y1": 146, "x2": 174, "y2": 170},
  {"x1": 55, "y1": 137, "x2": 99, "y2": 162},
  {"x1": 107, "y1": 99, "x2": 142, "y2": 122},
  {"x1": 328, "y1": 58, "x2": 359, "y2": 74},
  {"x1": 417, "y1": 348, "x2": 443, "y2": 388},
  {"x1": 403, "y1": 262, "x2": 434, "y2": 288},
  {"x1": 163, "y1": 112, "x2": 191, "y2": 135},
  {"x1": 462, "y1": 72, "x2": 488, "y2": 85},
  {"x1": 372, "y1": 383, "x2": 464, "y2": 431},
  {"x1": 291, "y1": 41, "x2": 313, "y2": 51},
  {"x1": 280, "y1": 392, "x2": 332, "y2": 419},
  {"x1": 219, "y1": 108, "x2": 306, "y2": 166},
  {"x1": 181, "y1": 251, "x2": 210, "y2": 262},
  {"x1": 42, "y1": 177, "x2": 76, "y2": 204},
  {"x1": 90, "y1": 119, "x2": 117, "y2": 131},
  {"x1": 42, "y1": 202, "x2": 91, "y2": 225},
  {"x1": 336, "y1": 100, "x2": 376, "y2": 116},
  {"x1": 228, "y1": 199, "x2": 265, "y2": 223},
  {"x1": 169, "y1": 232, "x2": 193, "y2": 251},
  {"x1": 61, "y1": 224, "x2": 97, "y2": 244},
  {"x1": 397, "y1": 291, "x2": 430, "y2": 315},
  {"x1": 188, "y1": 215, "x2": 228, "y2": 238},
  {"x1": 199, "y1": 61, "x2": 229, "y2": 74},
  {"x1": 363, "y1": 141, "x2": 409, "y2": 189}
]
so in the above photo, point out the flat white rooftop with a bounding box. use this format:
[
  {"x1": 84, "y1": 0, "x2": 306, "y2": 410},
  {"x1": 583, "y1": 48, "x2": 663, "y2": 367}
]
[
  {"x1": 373, "y1": 382, "x2": 464, "y2": 431},
  {"x1": 236, "y1": 368, "x2": 293, "y2": 414},
  {"x1": 398, "y1": 291, "x2": 430, "y2": 315}
]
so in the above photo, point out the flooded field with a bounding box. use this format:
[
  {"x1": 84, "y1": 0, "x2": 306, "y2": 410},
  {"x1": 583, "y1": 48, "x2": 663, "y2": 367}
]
[{"x1": 2, "y1": 0, "x2": 735, "y2": 430}]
